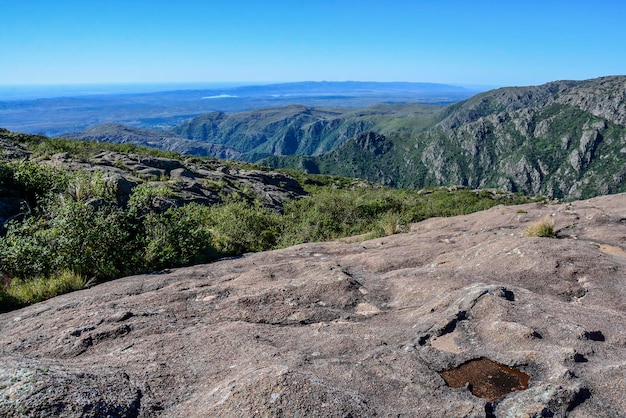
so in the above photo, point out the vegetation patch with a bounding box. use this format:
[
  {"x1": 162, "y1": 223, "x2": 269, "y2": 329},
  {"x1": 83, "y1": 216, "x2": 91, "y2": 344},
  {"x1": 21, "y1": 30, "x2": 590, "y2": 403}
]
[
  {"x1": 524, "y1": 216, "x2": 556, "y2": 238},
  {"x1": 0, "y1": 131, "x2": 540, "y2": 311}
]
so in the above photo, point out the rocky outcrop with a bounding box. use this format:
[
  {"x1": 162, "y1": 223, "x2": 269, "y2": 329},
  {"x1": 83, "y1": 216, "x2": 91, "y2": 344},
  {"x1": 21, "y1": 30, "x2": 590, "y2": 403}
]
[
  {"x1": 34, "y1": 150, "x2": 307, "y2": 212},
  {"x1": 1, "y1": 193, "x2": 625, "y2": 416},
  {"x1": 63, "y1": 124, "x2": 244, "y2": 160}
]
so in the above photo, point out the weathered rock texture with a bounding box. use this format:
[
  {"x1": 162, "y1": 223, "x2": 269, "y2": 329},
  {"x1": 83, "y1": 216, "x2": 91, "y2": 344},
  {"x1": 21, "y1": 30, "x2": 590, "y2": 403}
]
[{"x1": 1, "y1": 193, "x2": 626, "y2": 417}]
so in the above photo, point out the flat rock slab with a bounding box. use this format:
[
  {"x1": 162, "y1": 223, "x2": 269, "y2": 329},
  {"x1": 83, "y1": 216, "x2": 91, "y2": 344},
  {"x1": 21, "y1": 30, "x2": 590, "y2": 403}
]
[{"x1": 1, "y1": 194, "x2": 626, "y2": 417}]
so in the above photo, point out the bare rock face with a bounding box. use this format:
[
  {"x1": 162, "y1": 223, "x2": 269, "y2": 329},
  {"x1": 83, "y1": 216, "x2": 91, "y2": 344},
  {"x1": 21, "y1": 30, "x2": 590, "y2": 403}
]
[{"x1": 1, "y1": 194, "x2": 626, "y2": 417}]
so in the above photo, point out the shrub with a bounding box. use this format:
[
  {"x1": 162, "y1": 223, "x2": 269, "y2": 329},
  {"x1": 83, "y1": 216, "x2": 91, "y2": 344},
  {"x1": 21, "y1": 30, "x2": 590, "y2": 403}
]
[
  {"x1": 2, "y1": 160, "x2": 68, "y2": 205},
  {"x1": 65, "y1": 170, "x2": 117, "y2": 203},
  {"x1": 142, "y1": 203, "x2": 217, "y2": 270},
  {"x1": 0, "y1": 196, "x2": 134, "y2": 281},
  {"x1": 127, "y1": 183, "x2": 176, "y2": 216},
  {"x1": 207, "y1": 201, "x2": 281, "y2": 255},
  {"x1": 524, "y1": 216, "x2": 556, "y2": 237},
  {"x1": 377, "y1": 211, "x2": 409, "y2": 236}
]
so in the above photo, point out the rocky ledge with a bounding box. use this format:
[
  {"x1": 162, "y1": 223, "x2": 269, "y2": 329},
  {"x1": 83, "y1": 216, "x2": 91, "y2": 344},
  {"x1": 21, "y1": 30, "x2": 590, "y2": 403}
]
[{"x1": 1, "y1": 193, "x2": 625, "y2": 417}]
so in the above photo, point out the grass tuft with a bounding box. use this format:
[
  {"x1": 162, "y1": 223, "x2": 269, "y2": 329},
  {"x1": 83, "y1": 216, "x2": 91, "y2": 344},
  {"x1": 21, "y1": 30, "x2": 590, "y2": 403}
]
[
  {"x1": 5, "y1": 270, "x2": 89, "y2": 306},
  {"x1": 524, "y1": 216, "x2": 556, "y2": 238}
]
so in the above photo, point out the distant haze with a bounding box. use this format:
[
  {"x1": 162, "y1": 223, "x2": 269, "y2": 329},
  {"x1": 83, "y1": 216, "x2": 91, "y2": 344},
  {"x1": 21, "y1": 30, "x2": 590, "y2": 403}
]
[
  {"x1": 0, "y1": 81, "x2": 482, "y2": 135},
  {"x1": 0, "y1": 83, "x2": 255, "y2": 101}
]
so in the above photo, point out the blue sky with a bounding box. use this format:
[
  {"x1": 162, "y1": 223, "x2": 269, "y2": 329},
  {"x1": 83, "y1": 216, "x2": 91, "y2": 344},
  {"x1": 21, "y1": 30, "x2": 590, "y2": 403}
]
[{"x1": 1, "y1": 0, "x2": 624, "y2": 87}]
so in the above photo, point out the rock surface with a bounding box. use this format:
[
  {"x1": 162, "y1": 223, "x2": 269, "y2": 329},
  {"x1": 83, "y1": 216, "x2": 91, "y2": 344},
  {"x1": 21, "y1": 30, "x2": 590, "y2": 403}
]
[
  {"x1": 44, "y1": 150, "x2": 307, "y2": 212},
  {"x1": 1, "y1": 193, "x2": 626, "y2": 417}
]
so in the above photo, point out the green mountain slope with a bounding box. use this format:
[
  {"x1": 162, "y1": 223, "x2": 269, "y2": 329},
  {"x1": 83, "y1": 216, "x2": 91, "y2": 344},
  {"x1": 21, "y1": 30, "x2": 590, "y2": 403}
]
[
  {"x1": 263, "y1": 76, "x2": 626, "y2": 199},
  {"x1": 172, "y1": 104, "x2": 443, "y2": 159},
  {"x1": 63, "y1": 123, "x2": 244, "y2": 160}
]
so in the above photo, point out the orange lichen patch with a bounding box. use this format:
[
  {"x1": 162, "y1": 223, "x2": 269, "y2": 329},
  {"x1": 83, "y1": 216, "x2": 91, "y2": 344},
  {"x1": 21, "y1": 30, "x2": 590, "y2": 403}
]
[
  {"x1": 598, "y1": 244, "x2": 626, "y2": 258},
  {"x1": 440, "y1": 357, "x2": 530, "y2": 402}
]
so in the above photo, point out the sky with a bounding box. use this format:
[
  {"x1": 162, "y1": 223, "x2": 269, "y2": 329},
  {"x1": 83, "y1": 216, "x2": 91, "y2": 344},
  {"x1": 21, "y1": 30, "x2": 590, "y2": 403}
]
[{"x1": 1, "y1": 0, "x2": 625, "y2": 87}]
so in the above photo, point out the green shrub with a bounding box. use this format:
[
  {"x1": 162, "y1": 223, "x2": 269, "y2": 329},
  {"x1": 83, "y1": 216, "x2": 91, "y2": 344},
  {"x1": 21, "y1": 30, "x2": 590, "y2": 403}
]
[
  {"x1": 207, "y1": 201, "x2": 281, "y2": 255},
  {"x1": 142, "y1": 203, "x2": 217, "y2": 270},
  {"x1": 127, "y1": 183, "x2": 176, "y2": 216},
  {"x1": 65, "y1": 170, "x2": 117, "y2": 203},
  {"x1": 0, "y1": 196, "x2": 134, "y2": 281},
  {"x1": 1, "y1": 160, "x2": 68, "y2": 205},
  {"x1": 0, "y1": 215, "x2": 59, "y2": 278}
]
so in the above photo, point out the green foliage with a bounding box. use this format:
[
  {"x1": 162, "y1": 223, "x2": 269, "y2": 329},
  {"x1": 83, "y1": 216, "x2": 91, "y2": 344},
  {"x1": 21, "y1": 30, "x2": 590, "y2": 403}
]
[
  {"x1": 142, "y1": 204, "x2": 217, "y2": 270},
  {"x1": 66, "y1": 170, "x2": 117, "y2": 203},
  {"x1": 5, "y1": 270, "x2": 88, "y2": 306},
  {"x1": 1, "y1": 160, "x2": 69, "y2": 205},
  {"x1": 127, "y1": 183, "x2": 176, "y2": 216},
  {"x1": 278, "y1": 187, "x2": 513, "y2": 246},
  {"x1": 207, "y1": 201, "x2": 281, "y2": 254},
  {"x1": 1, "y1": 197, "x2": 134, "y2": 281}
]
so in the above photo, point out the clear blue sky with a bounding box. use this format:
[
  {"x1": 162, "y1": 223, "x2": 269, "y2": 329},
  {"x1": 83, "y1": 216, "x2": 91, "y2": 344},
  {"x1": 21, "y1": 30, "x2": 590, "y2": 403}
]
[{"x1": 1, "y1": 0, "x2": 624, "y2": 87}]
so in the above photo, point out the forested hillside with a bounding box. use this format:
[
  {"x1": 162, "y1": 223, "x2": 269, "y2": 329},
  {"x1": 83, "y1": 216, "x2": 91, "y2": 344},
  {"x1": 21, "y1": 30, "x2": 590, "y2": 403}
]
[{"x1": 264, "y1": 76, "x2": 626, "y2": 199}]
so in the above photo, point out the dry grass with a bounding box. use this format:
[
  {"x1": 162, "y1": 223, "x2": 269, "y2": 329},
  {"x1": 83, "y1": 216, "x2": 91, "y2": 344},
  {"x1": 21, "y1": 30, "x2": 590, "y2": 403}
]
[
  {"x1": 380, "y1": 211, "x2": 408, "y2": 236},
  {"x1": 524, "y1": 216, "x2": 556, "y2": 238}
]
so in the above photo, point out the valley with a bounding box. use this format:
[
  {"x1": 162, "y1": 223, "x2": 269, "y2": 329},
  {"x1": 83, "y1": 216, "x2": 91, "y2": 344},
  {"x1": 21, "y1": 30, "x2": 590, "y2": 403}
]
[{"x1": 64, "y1": 76, "x2": 626, "y2": 200}]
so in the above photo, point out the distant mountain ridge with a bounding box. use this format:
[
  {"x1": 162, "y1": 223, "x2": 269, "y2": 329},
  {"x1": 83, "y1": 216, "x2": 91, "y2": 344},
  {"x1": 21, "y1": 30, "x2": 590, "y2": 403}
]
[
  {"x1": 263, "y1": 76, "x2": 626, "y2": 199},
  {"x1": 171, "y1": 104, "x2": 442, "y2": 159},
  {"x1": 1, "y1": 81, "x2": 477, "y2": 136},
  {"x1": 61, "y1": 76, "x2": 626, "y2": 199},
  {"x1": 63, "y1": 124, "x2": 243, "y2": 160}
]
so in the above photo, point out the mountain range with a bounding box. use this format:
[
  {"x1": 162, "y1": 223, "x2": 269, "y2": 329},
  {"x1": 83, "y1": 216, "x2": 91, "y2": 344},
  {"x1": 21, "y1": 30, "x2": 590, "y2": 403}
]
[
  {"x1": 64, "y1": 76, "x2": 626, "y2": 200},
  {"x1": 0, "y1": 81, "x2": 476, "y2": 136}
]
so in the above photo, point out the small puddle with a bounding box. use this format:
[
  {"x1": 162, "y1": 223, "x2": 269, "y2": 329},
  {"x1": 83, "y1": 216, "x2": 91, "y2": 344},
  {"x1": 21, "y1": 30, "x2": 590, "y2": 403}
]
[{"x1": 440, "y1": 357, "x2": 530, "y2": 402}]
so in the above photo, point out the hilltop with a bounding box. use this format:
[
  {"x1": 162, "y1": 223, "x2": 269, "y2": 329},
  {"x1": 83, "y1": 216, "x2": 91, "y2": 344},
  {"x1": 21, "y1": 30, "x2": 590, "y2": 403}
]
[{"x1": 1, "y1": 191, "x2": 625, "y2": 416}]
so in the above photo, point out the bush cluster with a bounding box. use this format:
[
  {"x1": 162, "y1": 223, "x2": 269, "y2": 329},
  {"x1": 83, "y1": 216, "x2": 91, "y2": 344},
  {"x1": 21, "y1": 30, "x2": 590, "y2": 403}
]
[{"x1": 0, "y1": 159, "x2": 530, "y2": 311}]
